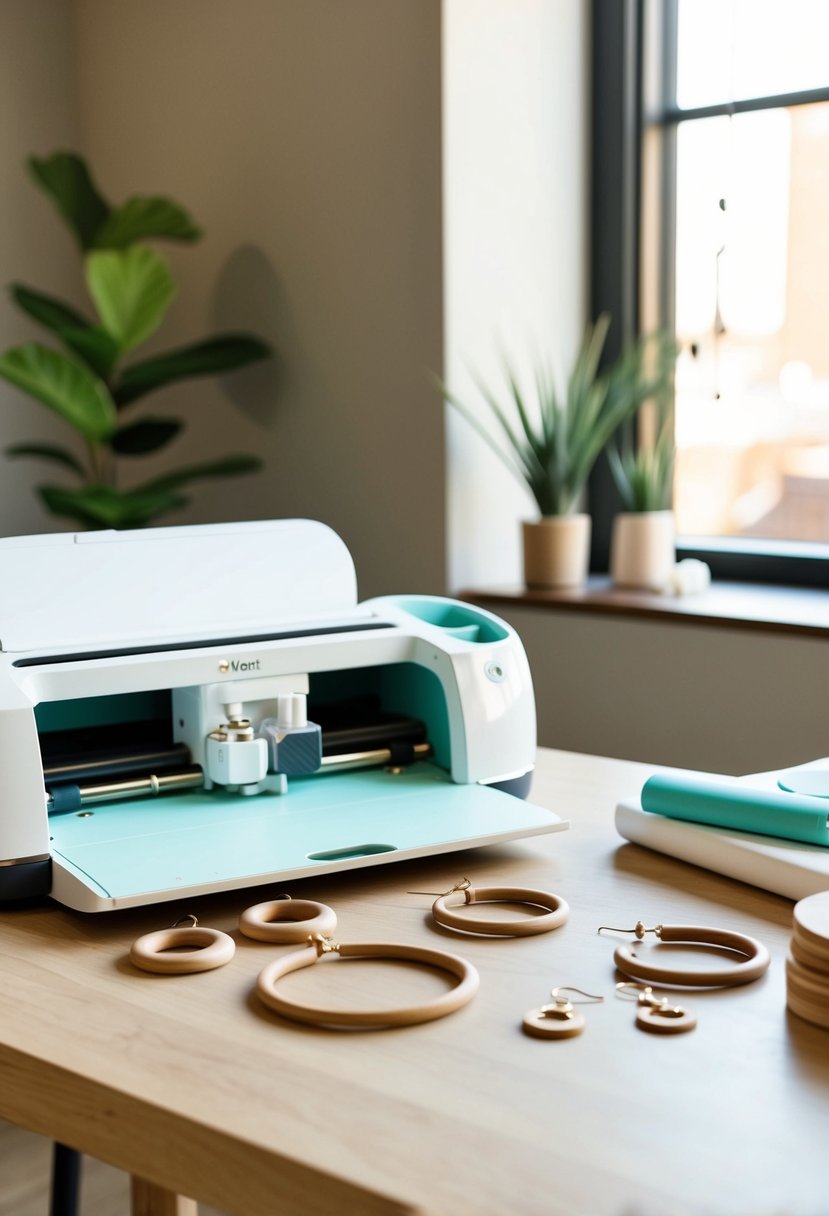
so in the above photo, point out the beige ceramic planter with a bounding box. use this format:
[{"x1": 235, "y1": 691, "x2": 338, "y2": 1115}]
[
  {"x1": 522, "y1": 515, "x2": 591, "y2": 589},
  {"x1": 610, "y1": 510, "x2": 675, "y2": 591}
]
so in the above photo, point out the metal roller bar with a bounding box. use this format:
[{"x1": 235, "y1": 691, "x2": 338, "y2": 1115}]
[
  {"x1": 46, "y1": 743, "x2": 434, "y2": 812},
  {"x1": 42, "y1": 744, "x2": 192, "y2": 785},
  {"x1": 319, "y1": 742, "x2": 432, "y2": 773},
  {"x1": 47, "y1": 767, "x2": 204, "y2": 814}
]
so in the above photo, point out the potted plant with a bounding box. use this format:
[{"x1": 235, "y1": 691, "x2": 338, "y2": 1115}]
[
  {"x1": 0, "y1": 151, "x2": 271, "y2": 530},
  {"x1": 607, "y1": 335, "x2": 677, "y2": 591},
  {"x1": 442, "y1": 315, "x2": 669, "y2": 588}
]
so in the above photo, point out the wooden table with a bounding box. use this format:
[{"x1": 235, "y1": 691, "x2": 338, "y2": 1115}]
[{"x1": 0, "y1": 749, "x2": 825, "y2": 1216}]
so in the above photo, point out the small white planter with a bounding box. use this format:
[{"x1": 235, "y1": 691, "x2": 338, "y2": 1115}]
[
  {"x1": 611, "y1": 510, "x2": 675, "y2": 591},
  {"x1": 522, "y1": 515, "x2": 591, "y2": 589}
]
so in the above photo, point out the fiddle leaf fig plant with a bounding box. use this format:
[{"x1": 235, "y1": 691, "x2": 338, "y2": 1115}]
[{"x1": 0, "y1": 150, "x2": 271, "y2": 529}]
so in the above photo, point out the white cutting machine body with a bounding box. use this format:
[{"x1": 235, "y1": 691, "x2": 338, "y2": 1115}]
[{"x1": 0, "y1": 520, "x2": 564, "y2": 911}]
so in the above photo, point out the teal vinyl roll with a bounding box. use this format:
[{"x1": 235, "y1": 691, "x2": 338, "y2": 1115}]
[{"x1": 641, "y1": 774, "x2": 829, "y2": 847}]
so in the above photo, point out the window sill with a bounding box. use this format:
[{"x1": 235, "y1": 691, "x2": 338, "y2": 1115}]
[{"x1": 459, "y1": 578, "x2": 829, "y2": 639}]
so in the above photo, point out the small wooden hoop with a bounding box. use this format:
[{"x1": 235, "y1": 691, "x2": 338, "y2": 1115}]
[
  {"x1": 522, "y1": 1005, "x2": 586, "y2": 1039},
  {"x1": 635, "y1": 1003, "x2": 697, "y2": 1035},
  {"x1": 431, "y1": 885, "x2": 569, "y2": 937},
  {"x1": 130, "y1": 926, "x2": 236, "y2": 975},
  {"x1": 256, "y1": 938, "x2": 479, "y2": 1028},
  {"x1": 613, "y1": 924, "x2": 770, "y2": 988},
  {"x1": 239, "y1": 897, "x2": 337, "y2": 943}
]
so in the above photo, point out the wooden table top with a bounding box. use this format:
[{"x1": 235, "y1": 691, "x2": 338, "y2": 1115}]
[{"x1": 0, "y1": 748, "x2": 824, "y2": 1216}]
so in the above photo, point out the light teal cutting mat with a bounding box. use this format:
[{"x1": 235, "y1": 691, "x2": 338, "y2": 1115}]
[{"x1": 49, "y1": 762, "x2": 566, "y2": 909}]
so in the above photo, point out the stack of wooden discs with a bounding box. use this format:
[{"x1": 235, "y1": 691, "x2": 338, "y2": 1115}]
[{"x1": 787, "y1": 891, "x2": 829, "y2": 1030}]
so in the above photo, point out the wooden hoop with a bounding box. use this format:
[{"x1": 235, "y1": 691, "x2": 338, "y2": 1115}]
[
  {"x1": 614, "y1": 924, "x2": 770, "y2": 988},
  {"x1": 130, "y1": 926, "x2": 236, "y2": 975},
  {"x1": 239, "y1": 898, "x2": 337, "y2": 943},
  {"x1": 256, "y1": 939, "x2": 479, "y2": 1028},
  {"x1": 522, "y1": 1005, "x2": 586, "y2": 1039},
  {"x1": 635, "y1": 1004, "x2": 697, "y2": 1035},
  {"x1": 431, "y1": 885, "x2": 568, "y2": 937}
]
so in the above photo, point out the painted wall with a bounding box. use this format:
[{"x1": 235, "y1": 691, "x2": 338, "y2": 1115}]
[
  {"x1": 494, "y1": 604, "x2": 829, "y2": 777},
  {"x1": 443, "y1": 0, "x2": 588, "y2": 591},
  {"x1": 0, "y1": 0, "x2": 83, "y2": 537},
  {"x1": 1, "y1": 0, "x2": 445, "y2": 601}
]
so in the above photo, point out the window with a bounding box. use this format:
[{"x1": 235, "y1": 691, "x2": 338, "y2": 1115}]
[{"x1": 591, "y1": 0, "x2": 829, "y2": 584}]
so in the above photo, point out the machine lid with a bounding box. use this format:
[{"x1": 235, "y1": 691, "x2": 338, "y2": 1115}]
[{"x1": 0, "y1": 519, "x2": 359, "y2": 653}]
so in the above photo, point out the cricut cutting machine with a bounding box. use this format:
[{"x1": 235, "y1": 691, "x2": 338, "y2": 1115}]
[{"x1": 0, "y1": 520, "x2": 564, "y2": 911}]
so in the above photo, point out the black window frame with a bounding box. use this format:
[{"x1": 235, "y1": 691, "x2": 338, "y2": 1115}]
[{"x1": 589, "y1": 0, "x2": 829, "y2": 587}]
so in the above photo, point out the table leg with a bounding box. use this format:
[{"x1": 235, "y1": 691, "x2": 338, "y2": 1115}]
[{"x1": 130, "y1": 1175, "x2": 198, "y2": 1216}]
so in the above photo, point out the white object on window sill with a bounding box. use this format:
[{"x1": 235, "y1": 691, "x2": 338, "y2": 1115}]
[{"x1": 667, "y1": 559, "x2": 712, "y2": 597}]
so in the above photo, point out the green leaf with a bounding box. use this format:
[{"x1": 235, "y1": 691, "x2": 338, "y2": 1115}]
[
  {"x1": 110, "y1": 417, "x2": 182, "y2": 455},
  {"x1": 138, "y1": 454, "x2": 262, "y2": 495},
  {"x1": 38, "y1": 483, "x2": 188, "y2": 529},
  {"x1": 5, "y1": 442, "x2": 85, "y2": 476},
  {"x1": 10, "y1": 284, "x2": 90, "y2": 333},
  {"x1": 86, "y1": 246, "x2": 175, "y2": 353},
  {"x1": 94, "y1": 196, "x2": 202, "y2": 249},
  {"x1": 28, "y1": 152, "x2": 110, "y2": 250},
  {"x1": 9, "y1": 285, "x2": 120, "y2": 378},
  {"x1": 113, "y1": 335, "x2": 272, "y2": 408},
  {"x1": 59, "y1": 326, "x2": 121, "y2": 380},
  {"x1": 0, "y1": 344, "x2": 117, "y2": 441}
]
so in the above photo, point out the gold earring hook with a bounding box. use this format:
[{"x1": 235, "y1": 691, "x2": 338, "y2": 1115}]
[
  {"x1": 170, "y1": 914, "x2": 198, "y2": 929},
  {"x1": 598, "y1": 920, "x2": 662, "y2": 940},
  {"x1": 408, "y1": 877, "x2": 472, "y2": 897},
  {"x1": 536, "y1": 986, "x2": 605, "y2": 1022},
  {"x1": 615, "y1": 981, "x2": 685, "y2": 1016},
  {"x1": 550, "y1": 986, "x2": 604, "y2": 1005}
]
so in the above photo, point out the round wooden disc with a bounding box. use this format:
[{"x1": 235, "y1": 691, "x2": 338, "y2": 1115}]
[
  {"x1": 787, "y1": 987, "x2": 829, "y2": 1031},
  {"x1": 635, "y1": 1004, "x2": 697, "y2": 1035},
  {"x1": 793, "y1": 892, "x2": 829, "y2": 957},
  {"x1": 790, "y1": 935, "x2": 829, "y2": 977},
  {"x1": 786, "y1": 956, "x2": 829, "y2": 1006},
  {"x1": 522, "y1": 1007, "x2": 586, "y2": 1039}
]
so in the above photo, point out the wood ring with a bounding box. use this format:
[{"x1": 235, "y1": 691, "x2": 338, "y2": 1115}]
[
  {"x1": 522, "y1": 1006, "x2": 586, "y2": 1039},
  {"x1": 130, "y1": 926, "x2": 236, "y2": 975},
  {"x1": 614, "y1": 924, "x2": 770, "y2": 988},
  {"x1": 431, "y1": 885, "x2": 569, "y2": 937},
  {"x1": 256, "y1": 940, "x2": 480, "y2": 1028},
  {"x1": 239, "y1": 898, "x2": 337, "y2": 943},
  {"x1": 635, "y1": 1003, "x2": 697, "y2": 1035}
]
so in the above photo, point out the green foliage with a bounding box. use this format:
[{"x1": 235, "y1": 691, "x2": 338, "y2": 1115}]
[
  {"x1": 2, "y1": 150, "x2": 272, "y2": 529},
  {"x1": 28, "y1": 152, "x2": 110, "y2": 251},
  {"x1": 113, "y1": 335, "x2": 271, "y2": 407},
  {"x1": 606, "y1": 334, "x2": 677, "y2": 512},
  {"x1": 94, "y1": 196, "x2": 201, "y2": 249},
  {"x1": 86, "y1": 246, "x2": 175, "y2": 352},
  {"x1": 0, "y1": 344, "x2": 116, "y2": 441},
  {"x1": 442, "y1": 316, "x2": 673, "y2": 517}
]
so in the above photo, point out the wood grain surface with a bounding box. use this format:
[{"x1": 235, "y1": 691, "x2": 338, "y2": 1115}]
[{"x1": 0, "y1": 749, "x2": 823, "y2": 1216}]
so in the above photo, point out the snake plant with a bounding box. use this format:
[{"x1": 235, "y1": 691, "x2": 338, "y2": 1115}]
[
  {"x1": 443, "y1": 315, "x2": 672, "y2": 517},
  {"x1": 606, "y1": 333, "x2": 677, "y2": 512}
]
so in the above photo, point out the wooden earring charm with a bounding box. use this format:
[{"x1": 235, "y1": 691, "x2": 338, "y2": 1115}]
[
  {"x1": 130, "y1": 915, "x2": 235, "y2": 975},
  {"x1": 616, "y1": 982, "x2": 697, "y2": 1035},
  {"x1": 522, "y1": 986, "x2": 604, "y2": 1039},
  {"x1": 427, "y1": 878, "x2": 569, "y2": 938},
  {"x1": 256, "y1": 934, "x2": 480, "y2": 1029},
  {"x1": 599, "y1": 919, "x2": 770, "y2": 988},
  {"x1": 240, "y1": 894, "x2": 337, "y2": 943}
]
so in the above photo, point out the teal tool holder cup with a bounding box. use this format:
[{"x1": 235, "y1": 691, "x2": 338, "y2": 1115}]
[{"x1": 641, "y1": 773, "x2": 829, "y2": 847}]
